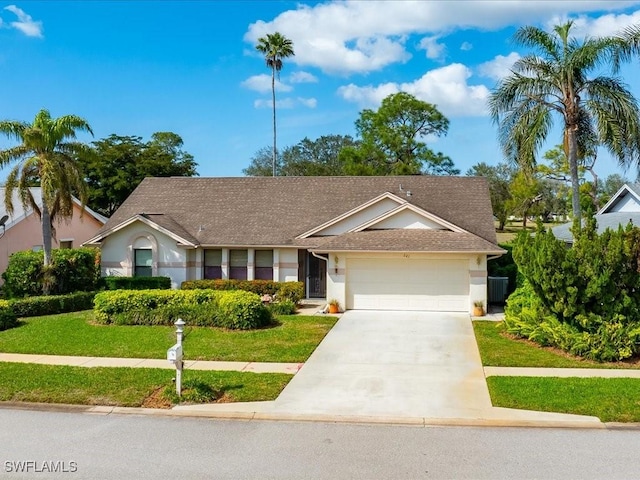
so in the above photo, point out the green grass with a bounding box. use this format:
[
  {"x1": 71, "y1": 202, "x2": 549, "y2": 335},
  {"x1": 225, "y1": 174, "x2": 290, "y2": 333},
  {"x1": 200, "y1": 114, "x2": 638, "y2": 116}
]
[
  {"x1": 0, "y1": 362, "x2": 291, "y2": 407},
  {"x1": 473, "y1": 321, "x2": 640, "y2": 369},
  {"x1": 0, "y1": 311, "x2": 337, "y2": 363},
  {"x1": 487, "y1": 376, "x2": 640, "y2": 422}
]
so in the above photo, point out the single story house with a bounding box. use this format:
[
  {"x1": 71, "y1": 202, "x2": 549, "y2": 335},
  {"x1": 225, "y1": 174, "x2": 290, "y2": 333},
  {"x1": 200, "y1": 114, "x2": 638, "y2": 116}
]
[
  {"x1": 84, "y1": 176, "x2": 504, "y2": 313},
  {"x1": 552, "y1": 183, "x2": 640, "y2": 243},
  {"x1": 0, "y1": 187, "x2": 107, "y2": 277}
]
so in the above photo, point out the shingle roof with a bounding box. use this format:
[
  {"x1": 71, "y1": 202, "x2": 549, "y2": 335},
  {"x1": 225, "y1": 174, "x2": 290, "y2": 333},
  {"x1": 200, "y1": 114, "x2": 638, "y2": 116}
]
[
  {"x1": 310, "y1": 229, "x2": 504, "y2": 253},
  {"x1": 552, "y1": 213, "x2": 640, "y2": 243},
  {"x1": 95, "y1": 176, "x2": 498, "y2": 251}
]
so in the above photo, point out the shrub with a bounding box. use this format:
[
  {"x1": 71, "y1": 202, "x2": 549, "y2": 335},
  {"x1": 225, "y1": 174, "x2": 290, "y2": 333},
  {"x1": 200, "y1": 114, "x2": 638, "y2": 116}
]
[
  {"x1": 276, "y1": 282, "x2": 304, "y2": 304},
  {"x1": 93, "y1": 289, "x2": 272, "y2": 330},
  {"x1": 267, "y1": 299, "x2": 298, "y2": 315},
  {"x1": 9, "y1": 292, "x2": 97, "y2": 318},
  {"x1": 2, "y1": 248, "x2": 101, "y2": 298},
  {"x1": 103, "y1": 276, "x2": 172, "y2": 291},
  {"x1": 181, "y1": 279, "x2": 304, "y2": 304},
  {"x1": 216, "y1": 290, "x2": 272, "y2": 329},
  {"x1": 181, "y1": 279, "x2": 279, "y2": 295},
  {"x1": 0, "y1": 300, "x2": 17, "y2": 331},
  {"x1": 507, "y1": 219, "x2": 640, "y2": 361}
]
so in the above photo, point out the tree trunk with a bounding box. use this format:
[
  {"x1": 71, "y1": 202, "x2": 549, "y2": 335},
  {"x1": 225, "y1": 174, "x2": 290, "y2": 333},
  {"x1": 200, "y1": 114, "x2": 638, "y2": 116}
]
[
  {"x1": 41, "y1": 201, "x2": 53, "y2": 296},
  {"x1": 271, "y1": 66, "x2": 277, "y2": 177},
  {"x1": 567, "y1": 126, "x2": 582, "y2": 229}
]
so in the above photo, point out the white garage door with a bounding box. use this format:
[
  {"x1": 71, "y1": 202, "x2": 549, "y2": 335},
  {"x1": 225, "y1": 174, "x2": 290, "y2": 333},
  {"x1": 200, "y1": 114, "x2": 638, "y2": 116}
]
[{"x1": 346, "y1": 258, "x2": 469, "y2": 312}]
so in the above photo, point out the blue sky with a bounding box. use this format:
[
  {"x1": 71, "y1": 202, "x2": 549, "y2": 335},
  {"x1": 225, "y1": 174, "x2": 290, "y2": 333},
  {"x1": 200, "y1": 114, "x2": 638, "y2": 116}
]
[{"x1": 2, "y1": 1, "x2": 640, "y2": 181}]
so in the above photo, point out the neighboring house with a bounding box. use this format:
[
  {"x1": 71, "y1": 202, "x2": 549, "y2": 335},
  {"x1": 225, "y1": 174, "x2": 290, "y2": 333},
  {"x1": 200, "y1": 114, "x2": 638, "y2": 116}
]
[
  {"x1": 84, "y1": 176, "x2": 503, "y2": 313},
  {"x1": 0, "y1": 187, "x2": 107, "y2": 276},
  {"x1": 552, "y1": 183, "x2": 640, "y2": 243}
]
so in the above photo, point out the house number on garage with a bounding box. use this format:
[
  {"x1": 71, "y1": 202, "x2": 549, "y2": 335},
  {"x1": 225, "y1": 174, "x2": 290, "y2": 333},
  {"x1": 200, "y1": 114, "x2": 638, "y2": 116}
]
[{"x1": 403, "y1": 253, "x2": 410, "y2": 258}]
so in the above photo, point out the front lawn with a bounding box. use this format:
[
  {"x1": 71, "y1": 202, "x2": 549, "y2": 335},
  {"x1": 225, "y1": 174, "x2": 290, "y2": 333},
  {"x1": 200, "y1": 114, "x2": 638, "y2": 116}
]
[
  {"x1": 487, "y1": 376, "x2": 640, "y2": 422},
  {"x1": 473, "y1": 320, "x2": 640, "y2": 369},
  {"x1": 0, "y1": 311, "x2": 337, "y2": 363},
  {"x1": 0, "y1": 362, "x2": 291, "y2": 407}
]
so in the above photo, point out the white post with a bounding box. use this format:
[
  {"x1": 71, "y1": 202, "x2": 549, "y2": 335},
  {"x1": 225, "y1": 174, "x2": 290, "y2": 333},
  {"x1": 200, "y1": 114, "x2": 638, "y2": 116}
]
[{"x1": 175, "y1": 318, "x2": 185, "y2": 396}]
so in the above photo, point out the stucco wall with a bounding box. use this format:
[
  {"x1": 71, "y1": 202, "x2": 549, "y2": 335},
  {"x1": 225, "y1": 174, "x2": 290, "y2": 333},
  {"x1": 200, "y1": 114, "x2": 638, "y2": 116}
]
[
  {"x1": 0, "y1": 205, "x2": 104, "y2": 278},
  {"x1": 100, "y1": 221, "x2": 188, "y2": 288}
]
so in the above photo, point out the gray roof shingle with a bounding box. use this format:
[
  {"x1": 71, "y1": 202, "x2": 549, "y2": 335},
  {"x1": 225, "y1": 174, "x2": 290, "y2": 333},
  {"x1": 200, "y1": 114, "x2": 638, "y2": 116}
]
[{"x1": 95, "y1": 176, "x2": 498, "y2": 251}]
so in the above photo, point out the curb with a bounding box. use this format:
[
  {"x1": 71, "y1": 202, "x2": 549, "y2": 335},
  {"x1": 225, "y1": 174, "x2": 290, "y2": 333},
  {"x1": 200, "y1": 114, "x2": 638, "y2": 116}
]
[{"x1": 0, "y1": 401, "x2": 613, "y2": 430}]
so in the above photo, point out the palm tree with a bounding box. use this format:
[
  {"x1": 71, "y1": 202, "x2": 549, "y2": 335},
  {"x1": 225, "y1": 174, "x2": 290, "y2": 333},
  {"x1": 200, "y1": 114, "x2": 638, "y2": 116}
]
[
  {"x1": 0, "y1": 109, "x2": 93, "y2": 294},
  {"x1": 256, "y1": 32, "x2": 295, "y2": 177},
  {"x1": 489, "y1": 21, "x2": 640, "y2": 224}
]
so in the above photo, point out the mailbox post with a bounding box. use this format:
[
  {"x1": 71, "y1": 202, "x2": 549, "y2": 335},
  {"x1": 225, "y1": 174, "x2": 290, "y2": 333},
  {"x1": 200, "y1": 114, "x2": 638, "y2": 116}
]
[{"x1": 167, "y1": 318, "x2": 186, "y2": 396}]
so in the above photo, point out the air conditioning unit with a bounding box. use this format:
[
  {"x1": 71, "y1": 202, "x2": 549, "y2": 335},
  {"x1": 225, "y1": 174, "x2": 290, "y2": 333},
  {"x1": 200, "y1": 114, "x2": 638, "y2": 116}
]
[{"x1": 487, "y1": 276, "x2": 509, "y2": 304}]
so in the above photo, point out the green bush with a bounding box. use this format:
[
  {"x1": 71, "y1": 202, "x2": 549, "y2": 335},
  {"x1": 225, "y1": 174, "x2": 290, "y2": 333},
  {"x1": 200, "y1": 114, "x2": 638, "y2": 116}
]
[
  {"x1": 0, "y1": 300, "x2": 17, "y2": 331},
  {"x1": 93, "y1": 289, "x2": 272, "y2": 330},
  {"x1": 216, "y1": 290, "x2": 272, "y2": 329},
  {"x1": 276, "y1": 282, "x2": 304, "y2": 304},
  {"x1": 267, "y1": 299, "x2": 298, "y2": 315},
  {"x1": 9, "y1": 292, "x2": 97, "y2": 318},
  {"x1": 507, "y1": 219, "x2": 640, "y2": 361},
  {"x1": 2, "y1": 248, "x2": 100, "y2": 298},
  {"x1": 103, "y1": 276, "x2": 172, "y2": 290},
  {"x1": 181, "y1": 279, "x2": 279, "y2": 295}
]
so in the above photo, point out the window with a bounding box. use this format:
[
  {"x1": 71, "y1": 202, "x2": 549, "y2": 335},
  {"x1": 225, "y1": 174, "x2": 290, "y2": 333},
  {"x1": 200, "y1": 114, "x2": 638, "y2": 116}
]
[
  {"x1": 204, "y1": 249, "x2": 222, "y2": 279},
  {"x1": 32, "y1": 245, "x2": 43, "y2": 252},
  {"x1": 229, "y1": 249, "x2": 248, "y2": 280},
  {"x1": 134, "y1": 249, "x2": 152, "y2": 277},
  {"x1": 60, "y1": 240, "x2": 73, "y2": 249},
  {"x1": 255, "y1": 250, "x2": 274, "y2": 280}
]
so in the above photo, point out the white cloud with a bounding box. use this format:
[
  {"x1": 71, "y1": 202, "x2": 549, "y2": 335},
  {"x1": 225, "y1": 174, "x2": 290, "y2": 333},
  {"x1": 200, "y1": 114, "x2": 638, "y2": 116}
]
[
  {"x1": 4, "y1": 5, "x2": 43, "y2": 38},
  {"x1": 298, "y1": 97, "x2": 318, "y2": 108},
  {"x1": 418, "y1": 35, "x2": 446, "y2": 60},
  {"x1": 253, "y1": 97, "x2": 317, "y2": 109},
  {"x1": 460, "y1": 41, "x2": 473, "y2": 51},
  {"x1": 546, "y1": 10, "x2": 640, "y2": 37},
  {"x1": 289, "y1": 71, "x2": 318, "y2": 83},
  {"x1": 241, "y1": 74, "x2": 292, "y2": 93},
  {"x1": 337, "y1": 63, "x2": 490, "y2": 117},
  {"x1": 244, "y1": 1, "x2": 636, "y2": 75},
  {"x1": 478, "y1": 52, "x2": 521, "y2": 81}
]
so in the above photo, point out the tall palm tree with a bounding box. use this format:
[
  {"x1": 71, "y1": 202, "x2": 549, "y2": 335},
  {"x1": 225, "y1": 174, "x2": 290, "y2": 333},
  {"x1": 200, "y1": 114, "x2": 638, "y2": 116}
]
[
  {"x1": 0, "y1": 109, "x2": 93, "y2": 294},
  {"x1": 256, "y1": 32, "x2": 295, "y2": 177},
  {"x1": 489, "y1": 21, "x2": 640, "y2": 224}
]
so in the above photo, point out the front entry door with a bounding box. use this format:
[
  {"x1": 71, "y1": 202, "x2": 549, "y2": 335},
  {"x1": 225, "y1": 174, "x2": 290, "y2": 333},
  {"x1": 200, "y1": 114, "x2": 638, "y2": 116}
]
[{"x1": 308, "y1": 253, "x2": 327, "y2": 298}]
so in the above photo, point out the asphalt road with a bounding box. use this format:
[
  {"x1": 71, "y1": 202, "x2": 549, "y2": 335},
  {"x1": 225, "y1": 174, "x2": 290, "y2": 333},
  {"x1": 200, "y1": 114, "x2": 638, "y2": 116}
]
[{"x1": 0, "y1": 408, "x2": 638, "y2": 479}]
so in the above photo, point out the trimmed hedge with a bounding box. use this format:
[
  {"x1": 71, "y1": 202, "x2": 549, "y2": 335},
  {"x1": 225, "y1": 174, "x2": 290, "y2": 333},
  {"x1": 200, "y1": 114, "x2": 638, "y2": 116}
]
[
  {"x1": 2, "y1": 248, "x2": 101, "y2": 298},
  {"x1": 93, "y1": 289, "x2": 272, "y2": 330},
  {"x1": 181, "y1": 279, "x2": 304, "y2": 304},
  {"x1": 103, "y1": 276, "x2": 172, "y2": 291},
  {"x1": 9, "y1": 292, "x2": 97, "y2": 318},
  {"x1": 0, "y1": 300, "x2": 17, "y2": 331}
]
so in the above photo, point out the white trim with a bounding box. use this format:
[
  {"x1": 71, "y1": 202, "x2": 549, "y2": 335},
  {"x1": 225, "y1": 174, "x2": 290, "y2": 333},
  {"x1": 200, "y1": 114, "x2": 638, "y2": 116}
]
[
  {"x1": 296, "y1": 192, "x2": 406, "y2": 239},
  {"x1": 349, "y1": 203, "x2": 465, "y2": 233},
  {"x1": 598, "y1": 184, "x2": 640, "y2": 215},
  {"x1": 83, "y1": 215, "x2": 196, "y2": 247}
]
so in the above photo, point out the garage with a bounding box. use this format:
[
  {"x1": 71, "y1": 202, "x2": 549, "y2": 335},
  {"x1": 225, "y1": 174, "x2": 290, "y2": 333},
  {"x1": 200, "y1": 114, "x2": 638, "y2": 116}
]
[{"x1": 345, "y1": 257, "x2": 470, "y2": 312}]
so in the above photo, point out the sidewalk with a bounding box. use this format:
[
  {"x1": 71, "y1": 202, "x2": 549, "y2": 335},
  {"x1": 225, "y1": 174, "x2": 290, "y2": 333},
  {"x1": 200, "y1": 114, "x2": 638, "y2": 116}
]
[{"x1": 0, "y1": 353, "x2": 301, "y2": 374}]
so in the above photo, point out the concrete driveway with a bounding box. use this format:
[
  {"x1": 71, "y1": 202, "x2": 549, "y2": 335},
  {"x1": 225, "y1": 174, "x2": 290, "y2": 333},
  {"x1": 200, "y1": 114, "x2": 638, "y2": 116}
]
[{"x1": 271, "y1": 310, "x2": 493, "y2": 418}]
